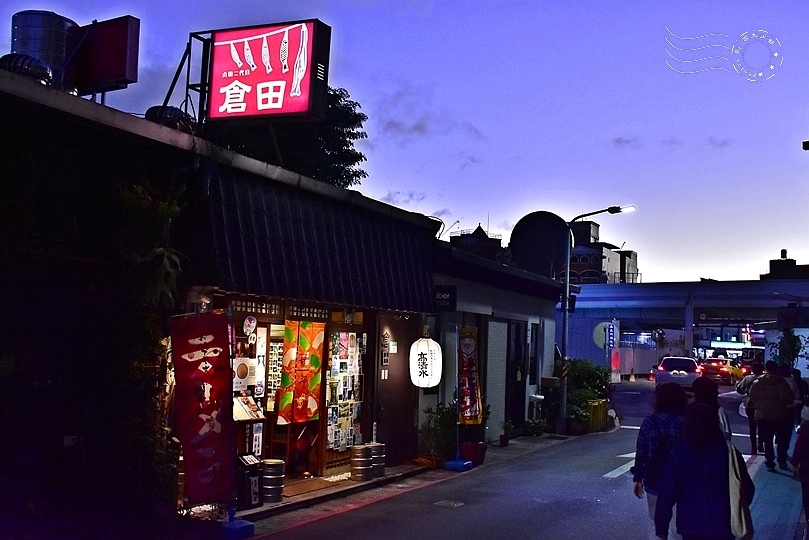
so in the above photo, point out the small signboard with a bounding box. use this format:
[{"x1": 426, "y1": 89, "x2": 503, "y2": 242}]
[{"x1": 434, "y1": 285, "x2": 457, "y2": 312}]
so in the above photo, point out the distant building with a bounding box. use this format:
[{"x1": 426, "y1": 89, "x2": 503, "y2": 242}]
[
  {"x1": 448, "y1": 224, "x2": 503, "y2": 261},
  {"x1": 761, "y1": 249, "x2": 809, "y2": 280},
  {"x1": 562, "y1": 221, "x2": 639, "y2": 284}
]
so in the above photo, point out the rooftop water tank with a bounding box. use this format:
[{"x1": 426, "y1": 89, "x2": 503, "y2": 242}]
[{"x1": 11, "y1": 10, "x2": 77, "y2": 84}]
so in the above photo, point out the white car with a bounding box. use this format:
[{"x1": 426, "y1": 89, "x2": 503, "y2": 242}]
[{"x1": 654, "y1": 356, "x2": 702, "y2": 390}]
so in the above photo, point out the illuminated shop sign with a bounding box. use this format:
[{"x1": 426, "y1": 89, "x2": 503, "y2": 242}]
[{"x1": 207, "y1": 19, "x2": 331, "y2": 121}]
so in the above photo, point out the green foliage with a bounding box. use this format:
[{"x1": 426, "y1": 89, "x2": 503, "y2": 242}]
[
  {"x1": 274, "y1": 87, "x2": 369, "y2": 188},
  {"x1": 540, "y1": 358, "x2": 610, "y2": 431},
  {"x1": 768, "y1": 328, "x2": 809, "y2": 368},
  {"x1": 524, "y1": 417, "x2": 547, "y2": 436},
  {"x1": 500, "y1": 419, "x2": 515, "y2": 436},
  {"x1": 419, "y1": 402, "x2": 458, "y2": 460},
  {"x1": 211, "y1": 86, "x2": 369, "y2": 188},
  {"x1": 117, "y1": 183, "x2": 186, "y2": 307}
]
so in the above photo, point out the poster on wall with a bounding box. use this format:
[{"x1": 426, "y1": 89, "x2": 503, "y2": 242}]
[
  {"x1": 254, "y1": 326, "x2": 267, "y2": 397},
  {"x1": 459, "y1": 326, "x2": 483, "y2": 425},
  {"x1": 232, "y1": 330, "x2": 256, "y2": 392},
  {"x1": 170, "y1": 311, "x2": 233, "y2": 505},
  {"x1": 277, "y1": 320, "x2": 324, "y2": 424}
]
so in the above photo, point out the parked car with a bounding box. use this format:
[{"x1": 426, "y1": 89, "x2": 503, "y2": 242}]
[
  {"x1": 700, "y1": 357, "x2": 746, "y2": 385},
  {"x1": 654, "y1": 356, "x2": 702, "y2": 390}
]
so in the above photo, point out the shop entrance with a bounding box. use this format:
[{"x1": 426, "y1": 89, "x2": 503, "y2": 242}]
[{"x1": 374, "y1": 314, "x2": 420, "y2": 466}]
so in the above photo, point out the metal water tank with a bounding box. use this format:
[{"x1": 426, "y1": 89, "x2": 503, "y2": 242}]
[{"x1": 11, "y1": 10, "x2": 77, "y2": 83}]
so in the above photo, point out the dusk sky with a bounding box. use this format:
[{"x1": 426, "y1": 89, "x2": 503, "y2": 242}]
[{"x1": 3, "y1": 1, "x2": 808, "y2": 283}]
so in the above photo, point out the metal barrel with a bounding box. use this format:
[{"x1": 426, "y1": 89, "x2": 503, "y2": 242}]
[
  {"x1": 261, "y1": 459, "x2": 285, "y2": 502},
  {"x1": 350, "y1": 445, "x2": 373, "y2": 481},
  {"x1": 370, "y1": 443, "x2": 386, "y2": 478}
]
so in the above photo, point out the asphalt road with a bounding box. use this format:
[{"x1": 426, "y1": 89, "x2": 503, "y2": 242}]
[{"x1": 250, "y1": 379, "x2": 754, "y2": 539}]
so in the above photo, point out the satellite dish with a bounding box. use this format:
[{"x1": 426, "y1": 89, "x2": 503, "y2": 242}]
[{"x1": 509, "y1": 211, "x2": 570, "y2": 278}]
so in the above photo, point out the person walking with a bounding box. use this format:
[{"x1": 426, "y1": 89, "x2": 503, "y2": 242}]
[
  {"x1": 655, "y1": 403, "x2": 755, "y2": 540},
  {"x1": 790, "y1": 417, "x2": 809, "y2": 534},
  {"x1": 631, "y1": 382, "x2": 687, "y2": 540},
  {"x1": 793, "y1": 368, "x2": 809, "y2": 427},
  {"x1": 736, "y1": 362, "x2": 764, "y2": 454},
  {"x1": 693, "y1": 376, "x2": 732, "y2": 441},
  {"x1": 748, "y1": 360, "x2": 794, "y2": 471}
]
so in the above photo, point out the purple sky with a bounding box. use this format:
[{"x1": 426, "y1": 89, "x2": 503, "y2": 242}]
[{"x1": 3, "y1": 1, "x2": 808, "y2": 282}]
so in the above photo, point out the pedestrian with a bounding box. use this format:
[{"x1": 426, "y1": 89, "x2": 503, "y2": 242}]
[
  {"x1": 631, "y1": 381, "x2": 687, "y2": 540},
  {"x1": 790, "y1": 418, "x2": 809, "y2": 534},
  {"x1": 736, "y1": 362, "x2": 764, "y2": 454},
  {"x1": 792, "y1": 368, "x2": 809, "y2": 427},
  {"x1": 748, "y1": 360, "x2": 794, "y2": 471},
  {"x1": 655, "y1": 403, "x2": 755, "y2": 540},
  {"x1": 692, "y1": 376, "x2": 732, "y2": 441}
]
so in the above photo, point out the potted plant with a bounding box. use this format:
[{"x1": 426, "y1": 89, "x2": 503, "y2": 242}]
[
  {"x1": 459, "y1": 403, "x2": 490, "y2": 466},
  {"x1": 416, "y1": 402, "x2": 458, "y2": 467},
  {"x1": 499, "y1": 420, "x2": 514, "y2": 447},
  {"x1": 566, "y1": 403, "x2": 589, "y2": 436}
]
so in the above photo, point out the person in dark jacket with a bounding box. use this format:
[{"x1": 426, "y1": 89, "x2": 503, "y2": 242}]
[
  {"x1": 655, "y1": 403, "x2": 755, "y2": 540},
  {"x1": 748, "y1": 360, "x2": 794, "y2": 470},
  {"x1": 632, "y1": 382, "x2": 687, "y2": 540}
]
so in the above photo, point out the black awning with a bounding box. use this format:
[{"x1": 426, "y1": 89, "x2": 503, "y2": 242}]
[{"x1": 207, "y1": 166, "x2": 437, "y2": 313}]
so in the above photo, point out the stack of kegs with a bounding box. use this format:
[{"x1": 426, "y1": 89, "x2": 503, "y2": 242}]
[
  {"x1": 261, "y1": 459, "x2": 285, "y2": 502},
  {"x1": 370, "y1": 443, "x2": 386, "y2": 478},
  {"x1": 350, "y1": 445, "x2": 373, "y2": 481}
]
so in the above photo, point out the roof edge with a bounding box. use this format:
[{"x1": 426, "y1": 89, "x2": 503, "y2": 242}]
[{"x1": 0, "y1": 69, "x2": 440, "y2": 234}]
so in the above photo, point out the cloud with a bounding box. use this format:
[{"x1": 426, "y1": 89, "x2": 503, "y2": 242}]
[
  {"x1": 461, "y1": 120, "x2": 485, "y2": 140},
  {"x1": 707, "y1": 136, "x2": 732, "y2": 149},
  {"x1": 458, "y1": 153, "x2": 482, "y2": 170},
  {"x1": 372, "y1": 81, "x2": 485, "y2": 145},
  {"x1": 661, "y1": 137, "x2": 682, "y2": 147},
  {"x1": 382, "y1": 115, "x2": 434, "y2": 137},
  {"x1": 431, "y1": 208, "x2": 452, "y2": 218},
  {"x1": 612, "y1": 136, "x2": 641, "y2": 149},
  {"x1": 380, "y1": 190, "x2": 426, "y2": 207}
]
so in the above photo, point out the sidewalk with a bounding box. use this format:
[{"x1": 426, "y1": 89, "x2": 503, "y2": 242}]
[
  {"x1": 234, "y1": 431, "x2": 805, "y2": 539},
  {"x1": 236, "y1": 433, "x2": 574, "y2": 524},
  {"x1": 746, "y1": 452, "x2": 805, "y2": 540}
]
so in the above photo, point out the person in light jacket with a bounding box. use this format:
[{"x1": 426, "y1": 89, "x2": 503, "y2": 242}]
[
  {"x1": 655, "y1": 403, "x2": 755, "y2": 540},
  {"x1": 736, "y1": 362, "x2": 764, "y2": 454}
]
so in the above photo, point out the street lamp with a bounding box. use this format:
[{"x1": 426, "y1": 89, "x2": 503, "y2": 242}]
[{"x1": 558, "y1": 205, "x2": 635, "y2": 434}]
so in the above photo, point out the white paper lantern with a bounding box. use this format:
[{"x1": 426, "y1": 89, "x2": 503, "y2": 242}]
[{"x1": 409, "y1": 337, "x2": 442, "y2": 388}]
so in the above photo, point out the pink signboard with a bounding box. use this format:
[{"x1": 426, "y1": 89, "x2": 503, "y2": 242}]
[{"x1": 207, "y1": 19, "x2": 330, "y2": 121}]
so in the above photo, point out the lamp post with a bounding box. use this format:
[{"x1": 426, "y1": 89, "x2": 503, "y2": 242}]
[{"x1": 557, "y1": 205, "x2": 635, "y2": 434}]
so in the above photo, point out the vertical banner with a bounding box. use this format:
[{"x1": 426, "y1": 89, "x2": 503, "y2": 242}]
[
  {"x1": 459, "y1": 326, "x2": 483, "y2": 425},
  {"x1": 170, "y1": 311, "x2": 233, "y2": 505},
  {"x1": 277, "y1": 321, "x2": 324, "y2": 424}
]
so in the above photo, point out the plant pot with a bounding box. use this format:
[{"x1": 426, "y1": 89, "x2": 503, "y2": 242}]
[
  {"x1": 499, "y1": 434, "x2": 509, "y2": 447},
  {"x1": 459, "y1": 441, "x2": 487, "y2": 466},
  {"x1": 568, "y1": 421, "x2": 587, "y2": 436}
]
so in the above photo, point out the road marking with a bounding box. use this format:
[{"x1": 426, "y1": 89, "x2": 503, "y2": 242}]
[
  {"x1": 604, "y1": 460, "x2": 634, "y2": 478},
  {"x1": 621, "y1": 425, "x2": 640, "y2": 430}
]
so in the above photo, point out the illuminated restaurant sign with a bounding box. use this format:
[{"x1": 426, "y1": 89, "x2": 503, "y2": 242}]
[{"x1": 207, "y1": 19, "x2": 331, "y2": 121}]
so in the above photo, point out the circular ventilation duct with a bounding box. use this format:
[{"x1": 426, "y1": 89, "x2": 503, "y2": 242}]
[
  {"x1": 145, "y1": 105, "x2": 196, "y2": 134},
  {"x1": 0, "y1": 53, "x2": 52, "y2": 84}
]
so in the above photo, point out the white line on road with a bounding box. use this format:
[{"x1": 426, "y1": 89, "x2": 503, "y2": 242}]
[{"x1": 604, "y1": 460, "x2": 634, "y2": 478}]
